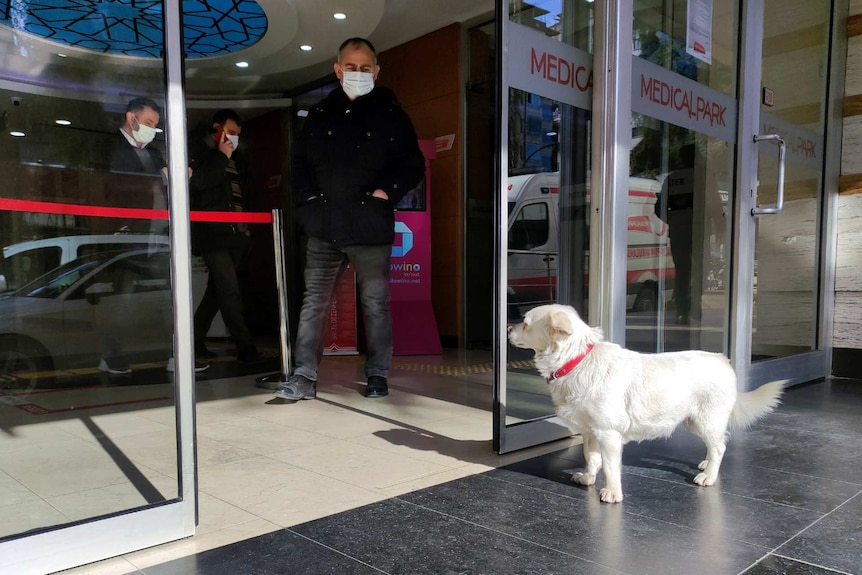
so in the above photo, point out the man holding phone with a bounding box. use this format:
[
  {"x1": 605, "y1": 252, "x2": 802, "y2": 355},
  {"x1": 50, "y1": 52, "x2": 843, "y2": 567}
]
[{"x1": 188, "y1": 109, "x2": 266, "y2": 364}]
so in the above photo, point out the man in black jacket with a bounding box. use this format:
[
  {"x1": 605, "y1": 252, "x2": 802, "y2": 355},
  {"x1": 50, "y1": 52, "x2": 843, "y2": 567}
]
[
  {"x1": 189, "y1": 109, "x2": 265, "y2": 364},
  {"x1": 107, "y1": 97, "x2": 209, "y2": 374},
  {"x1": 274, "y1": 37, "x2": 425, "y2": 400}
]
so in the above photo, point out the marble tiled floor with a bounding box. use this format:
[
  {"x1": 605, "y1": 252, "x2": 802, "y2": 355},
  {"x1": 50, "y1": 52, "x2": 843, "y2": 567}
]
[{"x1": 7, "y1": 353, "x2": 860, "y2": 575}]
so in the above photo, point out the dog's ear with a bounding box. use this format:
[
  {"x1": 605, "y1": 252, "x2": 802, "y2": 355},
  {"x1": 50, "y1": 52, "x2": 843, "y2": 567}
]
[{"x1": 548, "y1": 310, "x2": 574, "y2": 339}]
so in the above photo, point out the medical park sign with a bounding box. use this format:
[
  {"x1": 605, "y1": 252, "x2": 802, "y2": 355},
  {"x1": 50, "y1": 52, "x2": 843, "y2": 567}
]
[
  {"x1": 507, "y1": 22, "x2": 820, "y2": 169},
  {"x1": 632, "y1": 57, "x2": 737, "y2": 143},
  {"x1": 507, "y1": 23, "x2": 593, "y2": 111},
  {"x1": 507, "y1": 23, "x2": 737, "y2": 143}
]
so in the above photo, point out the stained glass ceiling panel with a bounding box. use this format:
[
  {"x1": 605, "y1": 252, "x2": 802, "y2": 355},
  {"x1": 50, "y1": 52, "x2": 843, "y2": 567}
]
[{"x1": 0, "y1": 0, "x2": 267, "y2": 58}]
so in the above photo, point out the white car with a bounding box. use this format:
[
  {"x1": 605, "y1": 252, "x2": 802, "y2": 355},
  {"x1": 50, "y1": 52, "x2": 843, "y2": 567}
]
[
  {"x1": 0, "y1": 248, "x2": 173, "y2": 387},
  {"x1": 0, "y1": 234, "x2": 169, "y2": 293}
]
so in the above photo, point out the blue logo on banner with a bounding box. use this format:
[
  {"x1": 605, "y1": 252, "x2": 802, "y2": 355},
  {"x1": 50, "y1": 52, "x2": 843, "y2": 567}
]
[{"x1": 392, "y1": 222, "x2": 413, "y2": 257}]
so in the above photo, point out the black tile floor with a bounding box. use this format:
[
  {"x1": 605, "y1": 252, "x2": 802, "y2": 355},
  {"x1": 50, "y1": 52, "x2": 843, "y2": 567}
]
[{"x1": 136, "y1": 378, "x2": 862, "y2": 575}]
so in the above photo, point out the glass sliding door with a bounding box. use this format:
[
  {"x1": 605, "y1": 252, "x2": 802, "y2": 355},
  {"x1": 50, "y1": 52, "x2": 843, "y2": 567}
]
[
  {"x1": 743, "y1": 0, "x2": 833, "y2": 387},
  {"x1": 0, "y1": 1, "x2": 196, "y2": 572},
  {"x1": 496, "y1": 0, "x2": 595, "y2": 453}
]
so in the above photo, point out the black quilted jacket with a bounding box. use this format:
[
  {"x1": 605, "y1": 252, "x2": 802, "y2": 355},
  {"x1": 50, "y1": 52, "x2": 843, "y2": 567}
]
[{"x1": 292, "y1": 85, "x2": 425, "y2": 246}]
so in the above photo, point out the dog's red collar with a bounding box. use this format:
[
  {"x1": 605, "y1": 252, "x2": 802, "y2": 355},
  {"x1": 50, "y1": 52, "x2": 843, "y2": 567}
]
[{"x1": 547, "y1": 344, "x2": 594, "y2": 383}]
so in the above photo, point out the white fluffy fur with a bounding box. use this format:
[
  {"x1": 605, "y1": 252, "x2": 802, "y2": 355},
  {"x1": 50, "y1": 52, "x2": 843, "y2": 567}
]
[{"x1": 508, "y1": 304, "x2": 784, "y2": 503}]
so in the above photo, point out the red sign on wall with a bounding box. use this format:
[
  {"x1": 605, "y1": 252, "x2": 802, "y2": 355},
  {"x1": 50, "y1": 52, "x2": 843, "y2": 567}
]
[{"x1": 323, "y1": 264, "x2": 358, "y2": 355}]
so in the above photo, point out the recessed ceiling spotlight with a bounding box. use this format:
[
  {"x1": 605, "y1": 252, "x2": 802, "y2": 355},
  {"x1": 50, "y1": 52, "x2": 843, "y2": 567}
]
[
  {"x1": 10, "y1": 131, "x2": 26, "y2": 137},
  {"x1": 300, "y1": 44, "x2": 313, "y2": 51},
  {"x1": 57, "y1": 53, "x2": 67, "y2": 58},
  {"x1": 333, "y1": 12, "x2": 347, "y2": 20},
  {"x1": 55, "y1": 119, "x2": 72, "y2": 126},
  {"x1": 235, "y1": 61, "x2": 249, "y2": 68}
]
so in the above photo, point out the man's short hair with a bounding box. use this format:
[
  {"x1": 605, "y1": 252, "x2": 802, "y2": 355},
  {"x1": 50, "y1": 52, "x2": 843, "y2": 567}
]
[
  {"x1": 126, "y1": 97, "x2": 161, "y2": 116},
  {"x1": 211, "y1": 109, "x2": 243, "y2": 128},
  {"x1": 338, "y1": 37, "x2": 377, "y2": 63}
]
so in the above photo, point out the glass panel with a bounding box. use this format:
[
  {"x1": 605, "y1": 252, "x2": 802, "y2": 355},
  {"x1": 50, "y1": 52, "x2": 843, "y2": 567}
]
[
  {"x1": 627, "y1": 0, "x2": 737, "y2": 355},
  {"x1": 752, "y1": 0, "x2": 829, "y2": 360},
  {"x1": 633, "y1": 0, "x2": 738, "y2": 97},
  {"x1": 0, "y1": 2, "x2": 179, "y2": 541},
  {"x1": 504, "y1": 0, "x2": 593, "y2": 426},
  {"x1": 629, "y1": 125, "x2": 731, "y2": 353}
]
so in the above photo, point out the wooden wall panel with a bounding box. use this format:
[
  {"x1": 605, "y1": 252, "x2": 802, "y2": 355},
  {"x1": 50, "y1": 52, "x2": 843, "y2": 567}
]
[{"x1": 380, "y1": 24, "x2": 464, "y2": 342}]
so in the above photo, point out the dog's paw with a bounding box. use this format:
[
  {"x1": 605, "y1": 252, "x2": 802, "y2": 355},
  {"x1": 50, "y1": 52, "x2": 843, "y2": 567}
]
[
  {"x1": 698, "y1": 460, "x2": 709, "y2": 471},
  {"x1": 693, "y1": 472, "x2": 717, "y2": 486},
  {"x1": 599, "y1": 488, "x2": 624, "y2": 503},
  {"x1": 571, "y1": 472, "x2": 596, "y2": 486}
]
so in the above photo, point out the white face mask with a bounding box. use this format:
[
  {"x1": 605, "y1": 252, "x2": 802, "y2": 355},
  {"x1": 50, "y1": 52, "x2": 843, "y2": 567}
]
[
  {"x1": 341, "y1": 71, "x2": 374, "y2": 100},
  {"x1": 226, "y1": 134, "x2": 239, "y2": 151},
  {"x1": 132, "y1": 119, "x2": 157, "y2": 145}
]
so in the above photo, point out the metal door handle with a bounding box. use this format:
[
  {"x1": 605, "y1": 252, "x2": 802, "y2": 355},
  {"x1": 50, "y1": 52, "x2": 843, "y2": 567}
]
[{"x1": 751, "y1": 134, "x2": 785, "y2": 215}]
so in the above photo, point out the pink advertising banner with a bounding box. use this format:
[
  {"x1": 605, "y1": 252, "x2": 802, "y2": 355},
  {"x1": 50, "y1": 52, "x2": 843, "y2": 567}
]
[{"x1": 390, "y1": 140, "x2": 441, "y2": 355}]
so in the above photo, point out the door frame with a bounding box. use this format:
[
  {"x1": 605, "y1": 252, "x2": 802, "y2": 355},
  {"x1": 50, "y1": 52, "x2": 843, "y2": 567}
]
[
  {"x1": 732, "y1": 0, "x2": 845, "y2": 391},
  {"x1": 0, "y1": 3, "x2": 198, "y2": 573},
  {"x1": 493, "y1": 0, "x2": 632, "y2": 454}
]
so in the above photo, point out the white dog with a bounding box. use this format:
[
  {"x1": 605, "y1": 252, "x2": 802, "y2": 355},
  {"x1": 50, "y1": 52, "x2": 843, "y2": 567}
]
[{"x1": 507, "y1": 304, "x2": 784, "y2": 503}]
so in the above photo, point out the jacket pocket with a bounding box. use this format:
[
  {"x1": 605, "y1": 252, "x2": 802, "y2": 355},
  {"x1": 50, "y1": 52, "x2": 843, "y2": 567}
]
[
  {"x1": 351, "y1": 197, "x2": 394, "y2": 245},
  {"x1": 296, "y1": 197, "x2": 324, "y2": 239}
]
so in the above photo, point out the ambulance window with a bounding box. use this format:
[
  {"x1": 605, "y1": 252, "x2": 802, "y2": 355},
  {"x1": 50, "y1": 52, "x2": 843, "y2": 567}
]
[{"x1": 509, "y1": 202, "x2": 549, "y2": 250}]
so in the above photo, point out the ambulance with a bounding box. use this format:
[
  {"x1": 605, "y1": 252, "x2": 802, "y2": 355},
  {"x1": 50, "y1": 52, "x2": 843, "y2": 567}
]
[{"x1": 506, "y1": 172, "x2": 674, "y2": 318}]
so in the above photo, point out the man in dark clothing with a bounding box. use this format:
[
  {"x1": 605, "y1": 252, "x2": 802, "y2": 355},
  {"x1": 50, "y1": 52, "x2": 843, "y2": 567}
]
[
  {"x1": 273, "y1": 37, "x2": 425, "y2": 400},
  {"x1": 189, "y1": 109, "x2": 265, "y2": 364},
  {"x1": 107, "y1": 97, "x2": 209, "y2": 375}
]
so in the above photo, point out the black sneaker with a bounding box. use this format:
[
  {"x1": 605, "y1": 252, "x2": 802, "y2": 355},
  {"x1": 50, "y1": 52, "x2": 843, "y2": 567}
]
[
  {"x1": 273, "y1": 374, "x2": 316, "y2": 400},
  {"x1": 365, "y1": 375, "x2": 388, "y2": 398}
]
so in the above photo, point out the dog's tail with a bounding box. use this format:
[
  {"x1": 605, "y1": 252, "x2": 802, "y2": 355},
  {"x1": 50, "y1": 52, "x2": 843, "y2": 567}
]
[{"x1": 730, "y1": 380, "x2": 786, "y2": 429}]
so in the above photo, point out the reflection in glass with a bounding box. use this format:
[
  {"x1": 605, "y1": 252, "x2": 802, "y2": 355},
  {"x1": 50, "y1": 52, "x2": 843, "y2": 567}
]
[
  {"x1": 751, "y1": 0, "x2": 829, "y2": 360},
  {"x1": 629, "y1": 122, "x2": 731, "y2": 354},
  {"x1": 0, "y1": 3, "x2": 179, "y2": 542},
  {"x1": 504, "y1": 1, "x2": 593, "y2": 427},
  {"x1": 633, "y1": 0, "x2": 738, "y2": 96}
]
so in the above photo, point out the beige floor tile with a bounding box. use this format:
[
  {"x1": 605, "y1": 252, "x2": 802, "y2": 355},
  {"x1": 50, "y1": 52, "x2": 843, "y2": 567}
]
[
  {"x1": 0, "y1": 468, "x2": 39, "y2": 507},
  {"x1": 315, "y1": 385, "x2": 491, "y2": 427},
  {"x1": 344, "y1": 426, "x2": 494, "y2": 468},
  {"x1": 123, "y1": 518, "x2": 281, "y2": 570},
  {"x1": 1, "y1": 437, "x2": 145, "y2": 498},
  {"x1": 59, "y1": 411, "x2": 174, "y2": 443},
  {"x1": 271, "y1": 439, "x2": 455, "y2": 491},
  {"x1": 196, "y1": 491, "x2": 260, "y2": 534},
  {"x1": 47, "y1": 474, "x2": 178, "y2": 522},
  {"x1": 0, "y1": 419, "x2": 82, "y2": 455},
  {"x1": 196, "y1": 455, "x2": 386, "y2": 527},
  {"x1": 252, "y1": 397, "x2": 401, "y2": 440},
  {"x1": 195, "y1": 413, "x2": 335, "y2": 458},
  {"x1": 0, "y1": 499, "x2": 70, "y2": 539},
  {"x1": 56, "y1": 556, "x2": 139, "y2": 575},
  {"x1": 194, "y1": 435, "x2": 260, "y2": 472}
]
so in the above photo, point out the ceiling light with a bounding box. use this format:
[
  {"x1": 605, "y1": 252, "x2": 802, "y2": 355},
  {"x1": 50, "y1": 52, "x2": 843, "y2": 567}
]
[
  {"x1": 235, "y1": 61, "x2": 249, "y2": 68},
  {"x1": 10, "y1": 131, "x2": 25, "y2": 137},
  {"x1": 57, "y1": 53, "x2": 67, "y2": 58},
  {"x1": 297, "y1": 109, "x2": 309, "y2": 117},
  {"x1": 333, "y1": 12, "x2": 347, "y2": 20},
  {"x1": 300, "y1": 44, "x2": 312, "y2": 51},
  {"x1": 55, "y1": 119, "x2": 71, "y2": 126}
]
